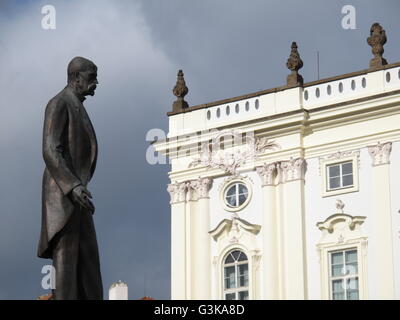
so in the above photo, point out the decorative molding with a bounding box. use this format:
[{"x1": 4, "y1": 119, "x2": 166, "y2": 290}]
[
  {"x1": 368, "y1": 141, "x2": 392, "y2": 166},
  {"x1": 209, "y1": 216, "x2": 261, "y2": 242},
  {"x1": 167, "y1": 182, "x2": 187, "y2": 204},
  {"x1": 278, "y1": 157, "x2": 307, "y2": 182},
  {"x1": 251, "y1": 252, "x2": 262, "y2": 271},
  {"x1": 335, "y1": 199, "x2": 345, "y2": 213},
  {"x1": 317, "y1": 213, "x2": 366, "y2": 234},
  {"x1": 286, "y1": 42, "x2": 304, "y2": 86},
  {"x1": 367, "y1": 23, "x2": 388, "y2": 69},
  {"x1": 318, "y1": 150, "x2": 360, "y2": 176},
  {"x1": 189, "y1": 130, "x2": 279, "y2": 176},
  {"x1": 172, "y1": 69, "x2": 189, "y2": 112},
  {"x1": 256, "y1": 163, "x2": 277, "y2": 186},
  {"x1": 188, "y1": 177, "x2": 213, "y2": 200}
]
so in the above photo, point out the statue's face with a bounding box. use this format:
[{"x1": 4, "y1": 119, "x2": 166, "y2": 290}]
[{"x1": 77, "y1": 69, "x2": 98, "y2": 97}]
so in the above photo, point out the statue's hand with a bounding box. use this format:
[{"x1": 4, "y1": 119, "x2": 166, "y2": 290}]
[{"x1": 71, "y1": 185, "x2": 95, "y2": 214}]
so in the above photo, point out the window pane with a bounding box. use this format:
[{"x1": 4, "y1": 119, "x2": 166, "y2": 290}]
[
  {"x1": 347, "y1": 290, "x2": 359, "y2": 300},
  {"x1": 345, "y1": 250, "x2": 357, "y2": 263},
  {"x1": 238, "y1": 291, "x2": 248, "y2": 300},
  {"x1": 345, "y1": 262, "x2": 358, "y2": 275},
  {"x1": 237, "y1": 264, "x2": 249, "y2": 287},
  {"x1": 238, "y1": 194, "x2": 247, "y2": 206},
  {"x1": 332, "y1": 280, "x2": 344, "y2": 300},
  {"x1": 225, "y1": 293, "x2": 236, "y2": 300},
  {"x1": 224, "y1": 266, "x2": 236, "y2": 289},
  {"x1": 329, "y1": 177, "x2": 340, "y2": 189},
  {"x1": 331, "y1": 252, "x2": 344, "y2": 276},
  {"x1": 238, "y1": 184, "x2": 248, "y2": 195},
  {"x1": 333, "y1": 292, "x2": 345, "y2": 300},
  {"x1": 346, "y1": 278, "x2": 359, "y2": 300},
  {"x1": 225, "y1": 253, "x2": 234, "y2": 264},
  {"x1": 331, "y1": 252, "x2": 343, "y2": 265},
  {"x1": 225, "y1": 195, "x2": 237, "y2": 207},
  {"x1": 231, "y1": 251, "x2": 241, "y2": 261},
  {"x1": 328, "y1": 165, "x2": 340, "y2": 177},
  {"x1": 332, "y1": 264, "x2": 344, "y2": 277},
  {"x1": 226, "y1": 186, "x2": 236, "y2": 197},
  {"x1": 347, "y1": 277, "x2": 359, "y2": 290},
  {"x1": 342, "y1": 174, "x2": 353, "y2": 187},
  {"x1": 342, "y1": 162, "x2": 353, "y2": 175},
  {"x1": 238, "y1": 252, "x2": 248, "y2": 262}
]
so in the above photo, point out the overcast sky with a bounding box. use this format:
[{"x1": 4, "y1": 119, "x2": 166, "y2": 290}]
[{"x1": 0, "y1": 0, "x2": 399, "y2": 300}]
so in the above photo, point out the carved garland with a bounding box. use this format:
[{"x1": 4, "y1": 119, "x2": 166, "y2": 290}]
[{"x1": 189, "y1": 130, "x2": 279, "y2": 176}]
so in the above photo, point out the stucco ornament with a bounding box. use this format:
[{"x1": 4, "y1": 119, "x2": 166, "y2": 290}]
[
  {"x1": 368, "y1": 141, "x2": 392, "y2": 166},
  {"x1": 189, "y1": 130, "x2": 279, "y2": 176}
]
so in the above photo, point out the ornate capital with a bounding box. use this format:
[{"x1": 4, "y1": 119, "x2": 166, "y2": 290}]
[
  {"x1": 368, "y1": 142, "x2": 392, "y2": 166},
  {"x1": 188, "y1": 177, "x2": 213, "y2": 200},
  {"x1": 167, "y1": 182, "x2": 187, "y2": 204},
  {"x1": 367, "y1": 23, "x2": 388, "y2": 68},
  {"x1": 256, "y1": 163, "x2": 277, "y2": 186},
  {"x1": 286, "y1": 42, "x2": 303, "y2": 86},
  {"x1": 172, "y1": 69, "x2": 189, "y2": 112},
  {"x1": 278, "y1": 158, "x2": 307, "y2": 183}
]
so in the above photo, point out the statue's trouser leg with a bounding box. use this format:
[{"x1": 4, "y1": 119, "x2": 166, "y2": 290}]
[
  {"x1": 76, "y1": 209, "x2": 103, "y2": 300},
  {"x1": 51, "y1": 208, "x2": 81, "y2": 300}
]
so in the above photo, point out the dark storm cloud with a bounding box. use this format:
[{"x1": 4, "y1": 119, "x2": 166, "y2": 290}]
[{"x1": 0, "y1": 0, "x2": 400, "y2": 299}]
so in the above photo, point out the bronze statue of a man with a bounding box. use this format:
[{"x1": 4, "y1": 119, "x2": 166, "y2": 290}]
[{"x1": 37, "y1": 57, "x2": 103, "y2": 300}]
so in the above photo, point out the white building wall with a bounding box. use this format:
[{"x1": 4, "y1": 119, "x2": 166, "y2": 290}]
[
  {"x1": 390, "y1": 141, "x2": 400, "y2": 299},
  {"x1": 158, "y1": 62, "x2": 400, "y2": 300},
  {"x1": 304, "y1": 148, "x2": 374, "y2": 299}
]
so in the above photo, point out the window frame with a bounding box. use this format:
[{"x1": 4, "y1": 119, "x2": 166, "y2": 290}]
[
  {"x1": 223, "y1": 250, "x2": 249, "y2": 300},
  {"x1": 220, "y1": 178, "x2": 252, "y2": 212},
  {"x1": 320, "y1": 154, "x2": 359, "y2": 197},
  {"x1": 328, "y1": 248, "x2": 360, "y2": 300},
  {"x1": 224, "y1": 183, "x2": 249, "y2": 209},
  {"x1": 318, "y1": 239, "x2": 368, "y2": 300}
]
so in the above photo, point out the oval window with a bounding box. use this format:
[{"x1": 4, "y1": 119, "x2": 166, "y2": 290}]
[
  {"x1": 386, "y1": 72, "x2": 391, "y2": 83},
  {"x1": 224, "y1": 183, "x2": 249, "y2": 208}
]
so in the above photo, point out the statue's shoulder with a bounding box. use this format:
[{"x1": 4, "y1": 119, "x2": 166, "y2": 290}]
[{"x1": 46, "y1": 87, "x2": 70, "y2": 111}]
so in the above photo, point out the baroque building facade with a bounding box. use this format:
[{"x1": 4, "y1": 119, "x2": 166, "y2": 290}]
[{"x1": 154, "y1": 23, "x2": 400, "y2": 300}]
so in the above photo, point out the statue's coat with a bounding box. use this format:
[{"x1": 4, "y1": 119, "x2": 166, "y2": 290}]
[{"x1": 38, "y1": 85, "x2": 98, "y2": 259}]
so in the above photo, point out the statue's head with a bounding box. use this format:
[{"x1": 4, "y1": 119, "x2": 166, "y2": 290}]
[{"x1": 67, "y1": 57, "x2": 98, "y2": 98}]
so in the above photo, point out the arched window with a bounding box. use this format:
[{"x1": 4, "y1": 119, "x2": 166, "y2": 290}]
[{"x1": 223, "y1": 250, "x2": 249, "y2": 300}]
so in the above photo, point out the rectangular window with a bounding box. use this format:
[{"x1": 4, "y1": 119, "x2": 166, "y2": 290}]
[
  {"x1": 329, "y1": 249, "x2": 359, "y2": 300},
  {"x1": 327, "y1": 161, "x2": 353, "y2": 191}
]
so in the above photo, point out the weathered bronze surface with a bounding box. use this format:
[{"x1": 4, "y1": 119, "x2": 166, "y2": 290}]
[{"x1": 37, "y1": 57, "x2": 103, "y2": 300}]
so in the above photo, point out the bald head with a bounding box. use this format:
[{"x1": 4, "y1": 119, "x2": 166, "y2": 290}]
[{"x1": 67, "y1": 57, "x2": 97, "y2": 84}]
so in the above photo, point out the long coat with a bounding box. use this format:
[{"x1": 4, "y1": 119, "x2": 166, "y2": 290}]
[{"x1": 38, "y1": 85, "x2": 98, "y2": 259}]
